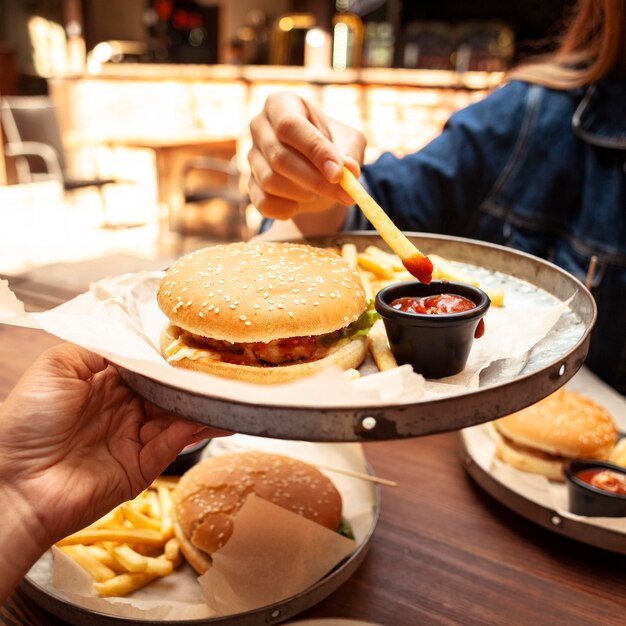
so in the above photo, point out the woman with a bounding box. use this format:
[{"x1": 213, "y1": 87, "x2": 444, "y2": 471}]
[{"x1": 247, "y1": 0, "x2": 626, "y2": 394}]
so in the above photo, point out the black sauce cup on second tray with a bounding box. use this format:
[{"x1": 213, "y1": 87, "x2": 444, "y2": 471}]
[
  {"x1": 375, "y1": 280, "x2": 491, "y2": 379},
  {"x1": 565, "y1": 459, "x2": 626, "y2": 517}
]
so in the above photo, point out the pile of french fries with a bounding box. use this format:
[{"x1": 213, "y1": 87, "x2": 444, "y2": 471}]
[
  {"x1": 339, "y1": 243, "x2": 505, "y2": 375},
  {"x1": 55, "y1": 476, "x2": 181, "y2": 597}
]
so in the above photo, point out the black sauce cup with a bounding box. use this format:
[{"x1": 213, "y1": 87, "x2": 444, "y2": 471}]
[
  {"x1": 162, "y1": 438, "x2": 210, "y2": 476},
  {"x1": 565, "y1": 459, "x2": 626, "y2": 517},
  {"x1": 375, "y1": 280, "x2": 491, "y2": 379}
]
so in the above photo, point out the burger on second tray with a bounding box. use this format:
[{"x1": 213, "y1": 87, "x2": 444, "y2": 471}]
[
  {"x1": 172, "y1": 451, "x2": 348, "y2": 574},
  {"x1": 492, "y1": 388, "x2": 618, "y2": 481},
  {"x1": 157, "y1": 241, "x2": 375, "y2": 384}
]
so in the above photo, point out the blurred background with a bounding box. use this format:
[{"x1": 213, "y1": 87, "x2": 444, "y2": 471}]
[{"x1": 0, "y1": 0, "x2": 573, "y2": 307}]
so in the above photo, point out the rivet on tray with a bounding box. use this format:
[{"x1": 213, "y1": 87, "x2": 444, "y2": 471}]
[
  {"x1": 551, "y1": 515, "x2": 562, "y2": 526},
  {"x1": 361, "y1": 416, "x2": 377, "y2": 430},
  {"x1": 558, "y1": 363, "x2": 566, "y2": 377},
  {"x1": 271, "y1": 609, "x2": 281, "y2": 619}
]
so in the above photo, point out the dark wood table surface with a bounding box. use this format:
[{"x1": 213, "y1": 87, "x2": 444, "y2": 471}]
[{"x1": 1, "y1": 324, "x2": 624, "y2": 626}]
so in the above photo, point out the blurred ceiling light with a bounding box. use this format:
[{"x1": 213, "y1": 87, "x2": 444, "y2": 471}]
[
  {"x1": 332, "y1": 23, "x2": 349, "y2": 70},
  {"x1": 87, "y1": 41, "x2": 147, "y2": 74},
  {"x1": 92, "y1": 42, "x2": 114, "y2": 63},
  {"x1": 305, "y1": 28, "x2": 327, "y2": 49},
  {"x1": 278, "y1": 17, "x2": 295, "y2": 32}
]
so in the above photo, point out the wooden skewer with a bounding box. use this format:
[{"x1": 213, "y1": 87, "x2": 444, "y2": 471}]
[
  {"x1": 314, "y1": 461, "x2": 398, "y2": 487},
  {"x1": 339, "y1": 168, "x2": 433, "y2": 284}
]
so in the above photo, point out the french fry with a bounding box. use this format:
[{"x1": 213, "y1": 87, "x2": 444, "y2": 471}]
[
  {"x1": 57, "y1": 527, "x2": 165, "y2": 547},
  {"x1": 93, "y1": 572, "x2": 158, "y2": 597},
  {"x1": 85, "y1": 545, "x2": 124, "y2": 572},
  {"x1": 106, "y1": 543, "x2": 149, "y2": 573},
  {"x1": 357, "y1": 270, "x2": 374, "y2": 301},
  {"x1": 164, "y1": 537, "x2": 180, "y2": 562},
  {"x1": 59, "y1": 545, "x2": 117, "y2": 582},
  {"x1": 484, "y1": 288, "x2": 505, "y2": 307},
  {"x1": 367, "y1": 321, "x2": 398, "y2": 372},
  {"x1": 157, "y1": 485, "x2": 175, "y2": 540},
  {"x1": 340, "y1": 168, "x2": 432, "y2": 282},
  {"x1": 143, "y1": 490, "x2": 161, "y2": 520},
  {"x1": 357, "y1": 252, "x2": 395, "y2": 279},
  {"x1": 429, "y1": 254, "x2": 479, "y2": 286},
  {"x1": 364, "y1": 245, "x2": 404, "y2": 271},
  {"x1": 142, "y1": 555, "x2": 174, "y2": 577},
  {"x1": 121, "y1": 502, "x2": 162, "y2": 532},
  {"x1": 342, "y1": 368, "x2": 361, "y2": 381},
  {"x1": 341, "y1": 242, "x2": 358, "y2": 270}
]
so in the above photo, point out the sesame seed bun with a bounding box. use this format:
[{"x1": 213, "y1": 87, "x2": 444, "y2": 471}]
[
  {"x1": 493, "y1": 388, "x2": 618, "y2": 481},
  {"x1": 172, "y1": 451, "x2": 343, "y2": 574},
  {"x1": 157, "y1": 242, "x2": 367, "y2": 344},
  {"x1": 157, "y1": 242, "x2": 369, "y2": 383}
]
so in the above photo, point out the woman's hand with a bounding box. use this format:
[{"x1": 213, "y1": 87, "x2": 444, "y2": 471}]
[
  {"x1": 0, "y1": 343, "x2": 225, "y2": 549},
  {"x1": 248, "y1": 91, "x2": 367, "y2": 222}
]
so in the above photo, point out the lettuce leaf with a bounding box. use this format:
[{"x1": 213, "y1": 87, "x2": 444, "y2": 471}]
[{"x1": 318, "y1": 300, "x2": 380, "y2": 346}]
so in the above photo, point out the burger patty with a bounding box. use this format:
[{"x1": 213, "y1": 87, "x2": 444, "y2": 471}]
[{"x1": 177, "y1": 328, "x2": 335, "y2": 366}]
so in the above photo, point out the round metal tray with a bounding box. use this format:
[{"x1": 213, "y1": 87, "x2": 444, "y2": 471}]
[
  {"x1": 460, "y1": 429, "x2": 626, "y2": 555},
  {"x1": 119, "y1": 232, "x2": 596, "y2": 442},
  {"x1": 21, "y1": 475, "x2": 380, "y2": 626}
]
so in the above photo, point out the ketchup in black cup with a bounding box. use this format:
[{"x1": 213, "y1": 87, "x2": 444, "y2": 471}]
[
  {"x1": 565, "y1": 459, "x2": 626, "y2": 517},
  {"x1": 375, "y1": 280, "x2": 491, "y2": 379}
]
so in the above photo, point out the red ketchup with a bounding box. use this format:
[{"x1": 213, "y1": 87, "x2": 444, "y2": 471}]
[
  {"x1": 402, "y1": 254, "x2": 433, "y2": 284},
  {"x1": 390, "y1": 293, "x2": 485, "y2": 339},
  {"x1": 575, "y1": 468, "x2": 626, "y2": 495}
]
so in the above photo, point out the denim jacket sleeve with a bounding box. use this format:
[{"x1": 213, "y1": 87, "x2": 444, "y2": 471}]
[{"x1": 359, "y1": 81, "x2": 531, "y2": 236}]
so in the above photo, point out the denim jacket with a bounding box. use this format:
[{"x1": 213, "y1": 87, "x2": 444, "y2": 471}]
[{"x1": 350, "y1": 78, "x2": 626, "y2": 394}]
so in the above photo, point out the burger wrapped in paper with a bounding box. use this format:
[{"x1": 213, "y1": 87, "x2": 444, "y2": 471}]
[
  {"x1": 157, "y1": 242, "x2": 375, "y2": 384},
  {"x1": 172, "y1": 451, "x2": 347, "y2": 574},
  {"x1": 493, "y1": 388, "x2": 618, "y2": 481}
]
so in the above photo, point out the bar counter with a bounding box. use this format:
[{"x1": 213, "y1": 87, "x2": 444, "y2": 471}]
[{"x1": 1, "y1": 323, "x2": 624, "y2": 624}]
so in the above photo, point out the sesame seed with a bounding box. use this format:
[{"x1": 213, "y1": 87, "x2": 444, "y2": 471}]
[
  {"x1": 214, "y1": 307, "x2": 220, "y2": 314},
  {"x1": 239, "y1": 315, "x2": 247, "y2": 321},
  {"x1": 253, "y1": 304, "x2": 261, "y2": 309},
  {"x1": 288, "y1": 311, "x2": 294, "y2": 317},
  {"x1": 245, "y1": 320, "x2": 252, "y2": 326},
  {"x1": 229, "y1": 304, "x2": 236, "y2": 309},
  {"x1": 198, "y1": 311, "x2": 204, "y2": 318}
]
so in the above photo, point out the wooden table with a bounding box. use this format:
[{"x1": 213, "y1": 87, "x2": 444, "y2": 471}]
[
  {"x1": 98, "y1": 135, "x2": 238, "y2": 232},
  {"x1": 1, "y1": 324, "x2": 624, "y2": 625}
]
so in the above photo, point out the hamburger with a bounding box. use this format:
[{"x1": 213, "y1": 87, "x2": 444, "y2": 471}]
[
  {"x1": 172, "y1": 451, "x2": 345, "y2": 574},
  {"x1": 493, "y1": 388, "x2": 618, "y2": 481},
  {"x1": 157, "y1": 241, "x2": 373, "y2": 384}
]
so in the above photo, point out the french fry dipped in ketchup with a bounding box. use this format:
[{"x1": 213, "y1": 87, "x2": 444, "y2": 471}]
[{"x1": 339, "y1": 168, "x2": 433, "y2": 284}]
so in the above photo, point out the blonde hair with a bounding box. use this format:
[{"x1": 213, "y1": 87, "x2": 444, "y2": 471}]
[{"x1": 507, "y1": 0, "x2": 625, "y2": 89}]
